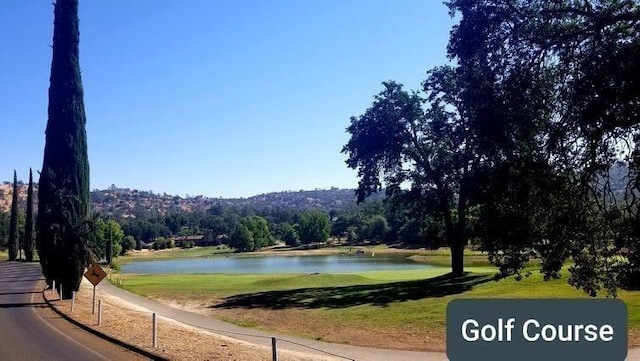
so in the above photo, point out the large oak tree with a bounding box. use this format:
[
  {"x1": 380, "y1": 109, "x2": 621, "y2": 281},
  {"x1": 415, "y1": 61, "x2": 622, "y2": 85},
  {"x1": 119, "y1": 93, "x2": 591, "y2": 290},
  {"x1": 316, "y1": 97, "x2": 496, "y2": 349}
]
[
  {"x1": 445, "y1": 0, "x2": 640, "y2": 295},
  {"x1": 343, "y1": 70, "x2": 485, "y2": 276}
]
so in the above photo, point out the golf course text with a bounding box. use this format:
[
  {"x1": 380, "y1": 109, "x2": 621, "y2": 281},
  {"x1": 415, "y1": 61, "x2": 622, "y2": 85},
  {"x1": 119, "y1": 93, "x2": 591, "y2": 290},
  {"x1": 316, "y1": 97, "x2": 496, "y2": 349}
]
[
  {"x1": 447, "y1": 299, "x2": 627, "y2": 361},
  {"x1": 461, "y1": 317, "x2": 614, "y2": 342}
]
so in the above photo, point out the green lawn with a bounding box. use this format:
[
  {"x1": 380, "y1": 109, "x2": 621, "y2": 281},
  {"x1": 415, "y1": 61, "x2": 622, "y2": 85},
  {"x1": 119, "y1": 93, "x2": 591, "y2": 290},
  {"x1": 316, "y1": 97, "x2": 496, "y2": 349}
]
[
  {"x1": 114, "y1": 267, "x2": 494, "y2": 298},
  {"x1": 111, "y1": 248, "x2": 640, "y2": 347},
  {"x1": 116, "y1": 245, "x2": 234, "y2": 264}
]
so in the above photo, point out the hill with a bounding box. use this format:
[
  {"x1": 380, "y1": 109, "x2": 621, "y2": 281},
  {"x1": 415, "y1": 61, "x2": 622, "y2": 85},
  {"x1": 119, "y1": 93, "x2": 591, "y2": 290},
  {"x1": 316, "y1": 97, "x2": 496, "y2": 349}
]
[{"x1": 0, "y1": 183, "x2": 368, "y2": 217}]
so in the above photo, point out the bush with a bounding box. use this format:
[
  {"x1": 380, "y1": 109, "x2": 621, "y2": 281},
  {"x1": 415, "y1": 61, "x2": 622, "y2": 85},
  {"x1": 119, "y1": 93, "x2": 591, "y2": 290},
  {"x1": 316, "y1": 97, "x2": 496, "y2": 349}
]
[
  {"x1": 109, "y1": 260, "x2": 121, "y2": 272},
  {"x1": 152, "y1": 237, "x2": 170, "y2": 250},
  {"x1": 182, "y1": 240, "x2": 194, "y2": 249}
]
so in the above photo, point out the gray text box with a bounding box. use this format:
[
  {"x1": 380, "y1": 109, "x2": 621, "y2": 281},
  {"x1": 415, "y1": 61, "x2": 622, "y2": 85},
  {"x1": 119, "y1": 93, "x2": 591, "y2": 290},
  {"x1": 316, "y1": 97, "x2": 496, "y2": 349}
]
[{"x1": 446, "y1": 299, "x2": 627, "y2": 361}]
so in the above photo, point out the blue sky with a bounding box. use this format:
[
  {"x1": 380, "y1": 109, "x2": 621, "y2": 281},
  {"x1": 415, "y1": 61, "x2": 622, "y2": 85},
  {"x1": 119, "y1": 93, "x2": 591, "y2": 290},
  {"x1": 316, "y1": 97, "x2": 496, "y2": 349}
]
[{"x1": 0, "y1": 0, "x2": 455, "y2": 198}]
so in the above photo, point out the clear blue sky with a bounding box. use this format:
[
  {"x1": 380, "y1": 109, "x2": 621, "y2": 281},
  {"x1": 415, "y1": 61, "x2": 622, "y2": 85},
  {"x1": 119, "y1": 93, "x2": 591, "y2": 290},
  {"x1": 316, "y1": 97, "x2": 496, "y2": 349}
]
[{"x1": 0, "y1": 0, "x2": 455, "y2": 198}]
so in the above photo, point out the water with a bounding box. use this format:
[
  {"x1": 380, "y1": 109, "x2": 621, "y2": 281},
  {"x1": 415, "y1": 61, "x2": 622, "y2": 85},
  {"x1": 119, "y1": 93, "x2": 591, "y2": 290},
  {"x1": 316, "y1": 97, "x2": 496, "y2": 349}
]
[{"x1": 120, "y1": 254, "x2": 432, "y2": 274}]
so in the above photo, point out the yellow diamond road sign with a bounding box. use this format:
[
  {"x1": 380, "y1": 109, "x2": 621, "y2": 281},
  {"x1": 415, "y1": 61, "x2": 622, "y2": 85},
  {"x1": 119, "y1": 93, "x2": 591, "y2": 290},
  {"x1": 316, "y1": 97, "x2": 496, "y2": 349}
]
[{"x1": 84, "y1": 263, "x2": 107, "y2": 286}]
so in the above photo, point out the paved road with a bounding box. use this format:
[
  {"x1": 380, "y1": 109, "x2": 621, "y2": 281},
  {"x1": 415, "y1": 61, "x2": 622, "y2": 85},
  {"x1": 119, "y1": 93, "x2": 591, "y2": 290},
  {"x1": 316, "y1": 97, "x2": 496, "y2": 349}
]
[{"x1": 0, "y1": 262, "x2": 149, "y2": 361}]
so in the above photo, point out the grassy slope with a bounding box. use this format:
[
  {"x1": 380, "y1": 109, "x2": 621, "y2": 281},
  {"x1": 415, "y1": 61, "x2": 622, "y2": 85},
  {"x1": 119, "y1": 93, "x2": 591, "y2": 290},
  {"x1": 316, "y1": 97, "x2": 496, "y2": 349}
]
[
  {"x1": 115, "y1": 266, "x2": 640, "y2": 328},
  {"x1": 112, "y1": 246, "x2": 640, "y2": 347}
]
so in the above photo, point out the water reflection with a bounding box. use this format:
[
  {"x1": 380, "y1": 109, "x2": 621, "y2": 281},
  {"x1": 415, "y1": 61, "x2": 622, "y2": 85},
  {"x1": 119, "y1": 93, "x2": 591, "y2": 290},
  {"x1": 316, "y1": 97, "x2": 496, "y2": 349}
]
[{"x1": 121, "y1": 254, "x2": 432, "y2": 274}]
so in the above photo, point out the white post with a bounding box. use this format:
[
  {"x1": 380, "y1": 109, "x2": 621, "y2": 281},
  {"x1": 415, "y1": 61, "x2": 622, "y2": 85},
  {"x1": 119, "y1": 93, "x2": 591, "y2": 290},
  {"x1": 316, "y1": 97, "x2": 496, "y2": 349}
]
[
  {"x1": 272, "y1": 337, "x2": 278, "y2": 361},
  {"x1": 71, "y1": 291, "x2": 75, "y2": 312},
  {"x1": 98, "y1": 300, "x2": 102, "y2": 325},
  {"x1": 152, "y1": 313, "x2": 157, "y2": 348},
  {"x1": 59, "y1": 283, "x2": 63, "y2": 300},
  {"x1": 92, "y1": 285, "x2": 96, "y2": 315},
  {"x1": 52, "y1": 280, "x2": 56, "y2": 293}
]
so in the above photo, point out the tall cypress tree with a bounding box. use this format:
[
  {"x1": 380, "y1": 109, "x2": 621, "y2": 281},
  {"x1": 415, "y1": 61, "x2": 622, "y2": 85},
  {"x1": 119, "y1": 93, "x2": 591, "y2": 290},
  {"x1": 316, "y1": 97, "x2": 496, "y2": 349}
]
[
  {"x1": 37, "y1": 0, "x2": 91, "y2": 297},
  {"x1": 8, "y1": 170, "x2": 19, "y2": 261},
  {"x1": 24, "y1": 168, "x2": 35, "y2": 262}
]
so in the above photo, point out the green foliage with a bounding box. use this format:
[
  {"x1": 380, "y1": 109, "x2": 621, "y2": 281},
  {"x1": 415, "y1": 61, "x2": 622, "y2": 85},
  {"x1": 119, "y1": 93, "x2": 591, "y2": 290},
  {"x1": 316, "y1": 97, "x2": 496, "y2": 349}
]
[
  {"x1": 121, "y1": 218, "x2": 170, "y2": 242},
  {"x1": 109, "y1": 259, "x2": 121, "y2": 272},
  {"x1": 362, "y1": 215, "x2": 389, "y2": 242},
  {"x1": 346, "y1": 226, "x2": 358, "y2": 246},
  {"x1": 104, "y1": 219, "x2": 124, "y2": 262},
  {"x1": 281, "y1": 223, "x2": 299, "y2": 247},
  {"x1": 244, "y1": 216, "x2": 274, "y2": 248},
  {"x1": 228, "y1": 216, "x2": 274, "y2": 252},
  {"x1": 229, "y1": 223, "x2": 254, "y2": 252},
  {"x1": 298, "y1": 210, "x2": 331, "y2": 245},
  {"x1": 442, "y1": 0, "x2": 640, "y2": 295},
  {"x1": 37, "y1": 0, "x2": 91, "y2": 297},
  {"x1": 24, "y1": 168, "x2": 35, "y2": 261},
  {"x1": 343, "y1": 77, "x2": 478, "y2": 274},
  {"x1": 120, "y1": 235, "x2": 136, "y2": 254},
  {"x1": 0, "y1": 211, "x2": 9, "y2": 247},
  {"x1": 151, "y1": 237, "x2": 175, "y2": 250},
  {"x1": 8, "y1": 171, "x2": 18, "y2": 261},
  {"x1": 182, "y1": 240, "x2": 195, "y2": 249}
]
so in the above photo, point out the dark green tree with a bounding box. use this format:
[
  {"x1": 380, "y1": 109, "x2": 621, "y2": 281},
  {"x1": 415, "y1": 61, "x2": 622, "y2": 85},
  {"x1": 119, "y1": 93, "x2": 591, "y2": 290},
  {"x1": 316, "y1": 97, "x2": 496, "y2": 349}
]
[
  {"x1": 228, "y1": 216, "x2": 274, "y2": 252},
  {"x1": 104, "y1": 219, "x2": 123, "y2": 263},
  {"x1": 0, "y1": 211, "x2": 9, "y2": 247},
  {"x1": 229, "y1": 223, "x2": 254, "y2": 252},
  {"x1": 343, "y1": 76, "x2": 483, "y2": 276},
  {"x1": 37, "y1": 0, "x2": 91, "y2": 297},
  {"x1": 24, "y1": 168, "x2": 35, "y2": 261},
  {"x1": 8, "y1": 171, "x2": 19, "y2": 261},
  {"x1": 281, "y1": 223, "x2": 300, "y2": 247},
  {"x1": 120, "y1": 235, "x2": 136, "y2": 254},
  {"x1": 297, "y1": 210, "x2": 331, "y2": 245},
  {"x1": 241, "y1": 216, "x2": 273, "y2": 249}
]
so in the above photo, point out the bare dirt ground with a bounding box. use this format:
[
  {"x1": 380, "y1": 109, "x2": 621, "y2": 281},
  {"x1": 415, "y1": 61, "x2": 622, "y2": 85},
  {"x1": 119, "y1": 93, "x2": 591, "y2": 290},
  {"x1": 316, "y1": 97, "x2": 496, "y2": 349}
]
[
  {"x1": 44, "y1": 280, "x2": 335, "y2": 361},
  {"x1": 156, "y1": 297, "x2": 442, "y2": 352}
]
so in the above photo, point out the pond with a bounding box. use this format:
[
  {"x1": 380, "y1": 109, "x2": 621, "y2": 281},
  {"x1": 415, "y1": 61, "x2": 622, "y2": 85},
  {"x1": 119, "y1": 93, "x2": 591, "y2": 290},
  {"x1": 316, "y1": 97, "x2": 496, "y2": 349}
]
[{"x1": 120, "y1": 254, "x2": 433, "y2": 274}]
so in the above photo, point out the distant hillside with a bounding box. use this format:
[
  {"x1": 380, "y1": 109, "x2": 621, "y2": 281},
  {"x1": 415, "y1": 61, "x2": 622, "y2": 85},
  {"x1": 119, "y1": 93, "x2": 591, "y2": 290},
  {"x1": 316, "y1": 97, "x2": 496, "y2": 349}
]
[
  {"x1": 91, "y1": 187, "x2": 369, "y2": 217},
  {"x1": 0, "y1": 183, "x2": 369, "y2": 217},
  {"x1": 0, "y1": 181, "x2": 32, "y2": 213}
]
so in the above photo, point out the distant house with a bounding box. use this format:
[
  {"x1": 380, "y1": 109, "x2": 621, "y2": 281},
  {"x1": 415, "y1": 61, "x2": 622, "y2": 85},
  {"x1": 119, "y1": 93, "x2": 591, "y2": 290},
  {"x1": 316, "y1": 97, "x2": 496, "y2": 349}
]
[{"x1": 173, "y1": 235, "x2": 205, "y2": 247}]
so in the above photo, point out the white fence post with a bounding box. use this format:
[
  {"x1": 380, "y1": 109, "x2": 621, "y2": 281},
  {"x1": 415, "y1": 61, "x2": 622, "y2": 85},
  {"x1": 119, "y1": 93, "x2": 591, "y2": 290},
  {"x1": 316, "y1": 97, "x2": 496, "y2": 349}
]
[
  {"x1": 59, "y1": 284, "x2": 63, "y2": 300},
  {"x1": 98, "y1": 300, "x2": 102, "y2": 325},
  {"x1": 71, "y1": 291, "x2": 76, "y2": 312}
]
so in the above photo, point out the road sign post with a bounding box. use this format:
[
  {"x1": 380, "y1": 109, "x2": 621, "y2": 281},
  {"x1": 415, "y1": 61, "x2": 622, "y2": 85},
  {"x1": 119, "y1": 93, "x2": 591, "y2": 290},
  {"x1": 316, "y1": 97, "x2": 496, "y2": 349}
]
[{"x1": 83, "y1": 263, "x2": 107, "y2": 315}]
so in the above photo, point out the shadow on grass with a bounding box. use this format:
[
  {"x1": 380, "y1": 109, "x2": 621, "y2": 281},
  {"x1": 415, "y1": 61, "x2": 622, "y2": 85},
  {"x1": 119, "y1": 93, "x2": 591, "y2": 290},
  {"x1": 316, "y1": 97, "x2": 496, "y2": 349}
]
[{"x1": 211, "y1": 272, "x2": 491, "y2": 310}]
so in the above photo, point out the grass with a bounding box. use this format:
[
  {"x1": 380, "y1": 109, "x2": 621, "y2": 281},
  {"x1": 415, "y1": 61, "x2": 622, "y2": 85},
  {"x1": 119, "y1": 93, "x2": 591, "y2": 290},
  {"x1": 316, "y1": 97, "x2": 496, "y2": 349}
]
[
  {"x1": 116, "y1": 245, "x2": 234, "y2": 264},
  {"x1": 111, "y1": 246, "x2": 640, "y2": 350},
  {"x1": 114, "y1": 267, "x2": 489, "y2": 298}
]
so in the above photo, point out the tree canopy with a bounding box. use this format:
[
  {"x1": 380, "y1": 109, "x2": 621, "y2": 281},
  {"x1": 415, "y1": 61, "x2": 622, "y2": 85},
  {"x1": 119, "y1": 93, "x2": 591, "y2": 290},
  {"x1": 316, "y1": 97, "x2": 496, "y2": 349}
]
[
  {"x1": 298, "y1": 210, "x2": 331, "y2": 245},
  {"x1": 37, "y1": 0, "x2": 91, "y2": 297},
  {"x1": 344, "y1": 0, "x2": 640, "y2": 294}
]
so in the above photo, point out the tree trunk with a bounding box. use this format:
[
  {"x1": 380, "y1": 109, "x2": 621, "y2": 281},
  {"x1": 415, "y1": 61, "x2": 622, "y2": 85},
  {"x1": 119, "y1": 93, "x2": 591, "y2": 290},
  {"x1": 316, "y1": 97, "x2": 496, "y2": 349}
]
[{"x1": 451, "y1": 238, "x2": 465, "y2": 276}]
